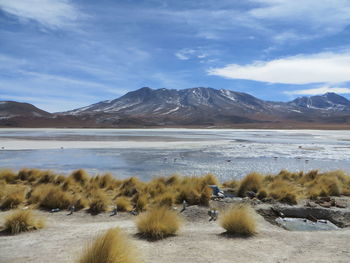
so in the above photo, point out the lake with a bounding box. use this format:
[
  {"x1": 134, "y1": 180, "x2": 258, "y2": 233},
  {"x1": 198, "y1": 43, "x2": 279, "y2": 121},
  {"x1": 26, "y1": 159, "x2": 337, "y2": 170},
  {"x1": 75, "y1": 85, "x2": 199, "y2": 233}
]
[{"x1": 0, "y1": 128, "x2": 349, "y2": 181}]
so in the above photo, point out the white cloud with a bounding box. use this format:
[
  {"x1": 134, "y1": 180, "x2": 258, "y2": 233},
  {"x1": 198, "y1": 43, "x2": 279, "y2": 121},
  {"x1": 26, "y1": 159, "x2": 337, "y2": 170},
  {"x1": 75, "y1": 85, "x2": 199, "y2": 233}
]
[
  {"x1": 154, "y1": 0, "x2": 350, "y2": 42},
  {"x1": 175, "y1": 49, "x2": 196, "y2": 60},
  {"x1": 250, "y1": 0, "x2": 350, "y2": 35},
  {"x1": 208, "y1": 51, "x2": 350, "y2": 84},
  {"x1": 285, "y1": 86, "x2": 350, "y2": 96},
  {"x1": 175, "y1": 48, "x2": 208, "y2": 61},
  {"x1": 0, "y1": 0, "x2": 81, "y2": 28}
]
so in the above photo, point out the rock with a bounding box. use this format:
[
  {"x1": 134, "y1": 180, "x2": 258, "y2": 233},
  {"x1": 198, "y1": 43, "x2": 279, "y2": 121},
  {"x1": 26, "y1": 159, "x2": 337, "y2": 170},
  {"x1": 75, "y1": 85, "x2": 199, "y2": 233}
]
[
  {"x1": 319, "y1": 201, "x2": 332, "y2": 208},
  {"x1": 306, "y1": 201, "x2": 317, "y2": 208},
  {"x1": 271, "y1": 207, "x2": 285, "y2": 218},
  {"x1": 335, "y1": 201, "x2": 347, "y2": 209},
  {"x1": 256, "y1": 203, "x2": 350, "y2": 228},
  {"x1": 246, "y1": 191, "x2": 256, "y2": 198},
  {"x1": 334, "y1": 197, "x2": 349, "y2": 209},
  {"x1": 262, "y1": 197, "x2": 275, "y2": 203},
  {"x1": 318, "y1": 196, "x2": 331, "y2": 202}
]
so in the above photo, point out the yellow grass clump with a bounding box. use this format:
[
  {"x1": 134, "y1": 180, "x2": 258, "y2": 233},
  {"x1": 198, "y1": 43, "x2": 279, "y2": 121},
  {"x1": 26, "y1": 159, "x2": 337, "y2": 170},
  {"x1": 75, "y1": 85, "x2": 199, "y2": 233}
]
[
  {"x1": 70, "y1": 169, "x2": 90, "y2": 186},
  {"x1": 176, "y1": 184, "x2": 201, "y2": 205},
  {"x1": 1, "y1": 190, "x2": 25, "y2": 210},
  {"x1": 164, "y1": 174, "x2": 180, "y2": 186},
  {"x1": 97, "y1": 174, "x2": 114, "y2": 189},
  {"x1": 201, "y1": 173, "x2": 219, "y2": 186},
  {"x1": 222, "y1": 179, "x2": 239, "y2": 190},
  {"x1": 53, "y1": 175, "x2": 66, "y2": 185},
  {"x1": 36, "y1": 171, "x2": 58, "y2": 184},
  {"x1": 119, "y1": 177, "x2": 142, "y2": 197},
  {"x1": 136, "y1": 206, "x2": 181, "y2": 240},
  {"x1": 39, "y1": 185, "x2": 74, "y2": 210},
  {"x1": 0, "y1": 169, "x2": 17, "y2": 184},
  {"x1": 199, "y1": 186, "x2": 212, "y2": 206},
  {"x1": 133, "y1": 193, "x2": 148, "y2": 212},
  {"x1": 257, "y1": 189, "x2": 268, "y2": 200},
  {"x1": 153, "y1": 192, "x2": 176, "y2": 207},
  {"x1": 73, "y1": 196, "x2": 89, "y2": 211},
  {"x1": 4, "y1": 209, "x2": 44, "y2": 235},
  {"x1": 115, "y1": 196, "x2": 132, "y2": 212},
  {"x1": 146, "y1": 178, "x2": 167, "y2": 198},
  {"x1": 237, "y1": 172, "x2": 263, "y2": 197},
  {"x1": 17, "y1": 169, "x2": 41, "y2": 182},
  {"x1": 88, "y1": 190, "x2": 109, "y2": 215},
  {"x1": 267, "y1": 180, "x2": 300, "y2": 205},
  {"x1": 0, "y1": 180, "x2": 5, "y2": 200},
  {"x1": 175, "y1": 176, "x2": 213, "y2": 206},
  {"x1": 1, "y1": 168, "x2": 350, "y2": 217},
  {"x1": 76, "y1": 227, "x2": 138, "y2": 263},
  {"x1": 220, "y1": 205, "x2": 257, "y2": 236}
]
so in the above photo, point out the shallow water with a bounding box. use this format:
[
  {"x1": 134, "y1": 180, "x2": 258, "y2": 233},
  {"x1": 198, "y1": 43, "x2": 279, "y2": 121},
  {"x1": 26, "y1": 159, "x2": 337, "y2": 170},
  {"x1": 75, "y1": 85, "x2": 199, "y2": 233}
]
[
  {"x1": 275, "y1": 217, "x2": 339, "y2": 231},
  {"x1": 0, "y1": 129, "x2": 349, "y2": 181}
]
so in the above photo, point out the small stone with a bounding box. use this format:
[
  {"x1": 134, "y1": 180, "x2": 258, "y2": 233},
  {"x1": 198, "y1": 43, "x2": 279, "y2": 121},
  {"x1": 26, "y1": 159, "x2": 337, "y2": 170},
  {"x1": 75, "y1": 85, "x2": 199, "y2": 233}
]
[{"x1": 319, "y1": 201, "x2": 332, "y2": 208}]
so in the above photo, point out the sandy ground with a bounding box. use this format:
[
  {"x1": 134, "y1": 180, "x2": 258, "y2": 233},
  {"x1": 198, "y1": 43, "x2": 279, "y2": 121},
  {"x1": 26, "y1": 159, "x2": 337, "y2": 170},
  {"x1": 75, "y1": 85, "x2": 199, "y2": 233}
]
[{"x1": 0, "y1": 207, "x2": 350, "y2": 263}]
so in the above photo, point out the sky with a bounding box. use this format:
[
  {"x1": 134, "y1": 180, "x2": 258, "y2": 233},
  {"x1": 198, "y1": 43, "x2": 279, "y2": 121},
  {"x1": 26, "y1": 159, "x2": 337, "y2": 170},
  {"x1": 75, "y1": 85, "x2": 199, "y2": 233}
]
[{"x1": 1, "y1": 0, "x2": 350, "y2": 112}]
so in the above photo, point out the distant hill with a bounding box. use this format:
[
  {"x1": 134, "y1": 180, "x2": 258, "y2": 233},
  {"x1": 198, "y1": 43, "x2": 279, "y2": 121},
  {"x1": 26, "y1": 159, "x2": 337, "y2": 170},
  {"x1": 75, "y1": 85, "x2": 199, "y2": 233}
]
[
  {"x1": 1, "y1": 88, "x2": 350, "y2": 128},
  {"x1": 288, "y1": 92, "x2": 350, "y2": 111},
  {"x1": 0, "y1": 101, "x2": 52, "y2": 118}
]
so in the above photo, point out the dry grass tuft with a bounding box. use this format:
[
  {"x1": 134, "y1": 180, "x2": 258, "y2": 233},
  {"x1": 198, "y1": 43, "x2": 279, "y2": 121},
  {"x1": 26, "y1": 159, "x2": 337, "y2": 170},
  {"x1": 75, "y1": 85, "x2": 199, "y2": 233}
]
[
  {"x1": 153, "y1": 192, "x2": 176, "y2": 208},
  {"x1": 70, "y1": 169, "x2": 89, "y2": 186},
  {"x1": 222, "y1": 179, "x2": 239, "y2": 190},
  {"x1": 237, "y1": 172, "x2": 263, "y2": 197},
  {"x1": 115, "y1": 196, "x2": 132, "y2": 212},
  {"x1": 199, "y1": 186, "x2": 212, "y2": 206},
  {"x1": 177, "y1": 184, "x2": 200, "y2": 205},
  {"x1": 1, "y1": 190, "x2": 25, "y2": 210},
  {"x1": 268, "y1": 180, "x2": 300, "y2": 205},
  {"x1": 73, "y1": 196, "x2": 89, "y2": 211},
  {"x1": 202, "y1": 173, "x2": 219, "y2": 186},
  {"x1": 0, "y1": 169, "x2": 17, "y2": 184},
  {"x1": 88, "y1": 190, "x2": 109, "y2": 215},
  {"x1": 98, "y1": 173, "x2": 114, "y2": 189},
  {"x1": 220, "y1": 205, "x2": 257, "y2": 236},
  {"x1": 133, "y1": 193, "x2": 148, "y2": 212},
  {"x1": 146, "y1": 178, "x2": 166, "y2": 198},
  {"x1": 257, "y1": 189, "x2": 268, "y2": 200},
  {"x1": 38, "y1": 185, "x2": 73, "y2": 210},
  {"x1": 119, "y1": 177, "x2": 142, "y2": 197},
  {"x1": 164, "y1": 174, "x2": 180, "y2": 185},
  {"x1": 4, "y1": 209, "x2": 44, "y2": 235},
  {"x1": 54, "y1": 175, "x2": 66, "y2": 185},
  {"x1": 36, "y1": 171, "x2": 57, "y2": 184},
  {"x1": 175, "y1": 176, "x2": 214, "y2": 206},
  {"x1": 76, "y1": 227, "x2": 138, "y2": 263},
  {"x1": 17, "y1": 169, "x2": 41, "y2": 182},
  {"x1": 136, "y1": 206, "x2": 181, "y2": 240}
]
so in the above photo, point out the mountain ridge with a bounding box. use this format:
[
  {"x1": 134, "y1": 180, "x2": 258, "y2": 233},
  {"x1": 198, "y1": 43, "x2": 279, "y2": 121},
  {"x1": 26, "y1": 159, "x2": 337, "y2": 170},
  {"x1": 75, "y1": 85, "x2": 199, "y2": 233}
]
[{"x1": 1, "y1": 87, "x2": 350, "y2": 128}]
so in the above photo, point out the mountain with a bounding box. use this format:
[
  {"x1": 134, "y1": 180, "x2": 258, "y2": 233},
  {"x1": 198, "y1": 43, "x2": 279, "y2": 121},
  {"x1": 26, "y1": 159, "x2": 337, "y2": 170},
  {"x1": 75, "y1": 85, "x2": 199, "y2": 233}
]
[
  {"x1": 63, "y1": 87, "x2": 294, "y2": 125},
  {"x1": 288, "y1": 93, "x2": 350, "y2": 112},
  {"x1": 1, "y1": 88, "x2": 350, "y2": 128},
  {"x1": 0, "y1": 101, "x2": 51, "y2": 119}
]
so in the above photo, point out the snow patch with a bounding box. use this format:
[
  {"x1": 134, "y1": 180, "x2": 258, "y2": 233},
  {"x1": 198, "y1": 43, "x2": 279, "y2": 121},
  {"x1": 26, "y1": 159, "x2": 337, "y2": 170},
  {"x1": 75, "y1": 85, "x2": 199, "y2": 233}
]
[
  {"x1": 220, "y1": 89, "x2": 236, "y2": 101},
  {"x1": 160, "y1": 106, "x2": 180, "y2": 115}
]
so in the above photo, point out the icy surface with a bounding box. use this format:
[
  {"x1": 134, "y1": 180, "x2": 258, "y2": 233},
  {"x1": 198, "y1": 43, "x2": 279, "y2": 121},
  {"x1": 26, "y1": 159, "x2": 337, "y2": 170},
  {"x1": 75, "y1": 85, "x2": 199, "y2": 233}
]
[{"x1": 0, "y1": 129, "x2": 349, "y2": 181}]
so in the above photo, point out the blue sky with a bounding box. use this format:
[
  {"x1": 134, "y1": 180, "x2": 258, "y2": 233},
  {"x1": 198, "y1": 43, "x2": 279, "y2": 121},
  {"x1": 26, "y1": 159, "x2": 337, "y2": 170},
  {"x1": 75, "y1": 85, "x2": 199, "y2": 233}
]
[{"x1": 1, "y1": 0, "x2": 350, "y2": 112}]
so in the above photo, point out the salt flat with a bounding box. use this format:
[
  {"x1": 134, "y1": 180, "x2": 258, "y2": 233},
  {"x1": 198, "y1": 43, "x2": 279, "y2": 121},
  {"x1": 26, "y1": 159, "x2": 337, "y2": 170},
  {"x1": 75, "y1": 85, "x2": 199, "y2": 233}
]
[{"x1": 0, "y1": 129, "x2": 349, "y2": 180}]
